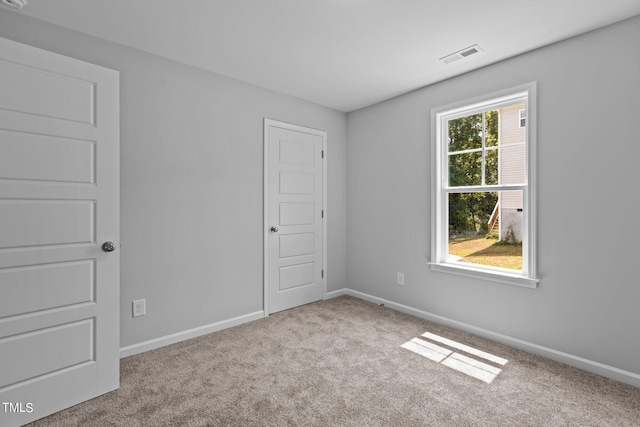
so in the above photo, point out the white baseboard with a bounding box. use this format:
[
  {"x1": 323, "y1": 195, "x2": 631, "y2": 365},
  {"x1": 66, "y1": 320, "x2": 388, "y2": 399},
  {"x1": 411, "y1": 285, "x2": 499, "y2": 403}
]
[
  {"x1": 119, "y1": 289, "x2": 640, "y2": 388},
  {"x1": 119, "y1": 310, "x2": 265, "y2": 358},
  {"x1": 325, "y1": 288, "x2": 348, "y2": 299},
  {"x1": 330, "y1": 288, "x2": 640, "y2": 388}
]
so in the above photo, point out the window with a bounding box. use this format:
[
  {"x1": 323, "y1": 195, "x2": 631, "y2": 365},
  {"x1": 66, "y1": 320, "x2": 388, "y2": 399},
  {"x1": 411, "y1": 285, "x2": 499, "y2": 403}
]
[{"x1": 430, "y1": 84, "x2": 538, "y2": 287}]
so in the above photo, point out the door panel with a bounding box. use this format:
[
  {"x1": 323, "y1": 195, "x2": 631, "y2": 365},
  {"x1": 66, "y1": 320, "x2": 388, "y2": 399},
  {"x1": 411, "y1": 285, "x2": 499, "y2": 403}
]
[
  {"x1": 0, "y1": 199, "x2": 95, "y2": 248},
  {"x1": 280, "y1": 203, "x2": 315, "y2": 225},
  {"x1": 0, "y1": 320, "x2": 94, "y2": 388},
  {"x1": 0, "y1": 129, "x2": 95, "y2": 183},
  {"x1": 279, "y1": 172, "x2": 314, "y2": 194},
  {"x1": 0, "y1": 37, "x2": 119, "y2": 427},
  {"x1": 0, "y1": 260, "x2": 94, "y2": 317},
  {"x1": 0, "y1": 56, "x2": 95, "y2": 124},
  {"x1": 279, "y1": 140, "x2": 314, "y2": 164},
  {"x1": 279, "y1": 233, "x2": 314, "y2": 258},
  {"x1": 265, "y1": 120, "x2": 325, "y2": 314},
  {"x1": 279, "y1": 262, "x2": 315, "y2": 291}
]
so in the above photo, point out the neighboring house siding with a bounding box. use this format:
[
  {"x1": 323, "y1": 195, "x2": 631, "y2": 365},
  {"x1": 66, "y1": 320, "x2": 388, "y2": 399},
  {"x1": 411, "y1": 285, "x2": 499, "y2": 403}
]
[{"x1": 498, "y1": 103, "x2": 526, "y2": 241}]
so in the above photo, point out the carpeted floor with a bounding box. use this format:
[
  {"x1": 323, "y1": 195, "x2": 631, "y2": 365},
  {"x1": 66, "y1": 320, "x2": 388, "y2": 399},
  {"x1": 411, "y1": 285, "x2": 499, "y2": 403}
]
[{"x1": 28, "y1": 296, "x2": 640, "y2": 426}]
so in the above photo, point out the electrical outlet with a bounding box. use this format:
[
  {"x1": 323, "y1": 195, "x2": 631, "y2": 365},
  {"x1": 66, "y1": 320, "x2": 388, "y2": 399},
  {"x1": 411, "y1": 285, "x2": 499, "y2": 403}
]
[
  {"x1": 132, "y1": 299, "x2": 146, "y2": 317},
  {"x1": 397, "y1": 272, "x2": 405, "y2": 286}
]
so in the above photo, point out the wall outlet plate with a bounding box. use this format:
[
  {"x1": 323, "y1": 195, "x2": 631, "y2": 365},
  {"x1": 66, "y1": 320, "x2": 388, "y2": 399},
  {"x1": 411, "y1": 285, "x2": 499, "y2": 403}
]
[
  {"x1": 132, "y1": 299, "x2": 146, "y2": 317},
  {"x1": 397, "y1": 272, "x2": 405, "y2": 285}
]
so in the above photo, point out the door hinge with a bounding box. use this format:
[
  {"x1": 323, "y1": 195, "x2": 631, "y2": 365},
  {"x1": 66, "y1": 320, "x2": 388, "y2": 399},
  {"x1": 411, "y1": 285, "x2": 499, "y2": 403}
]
[
  {"x1": 321, "y1": 270, "x2": 324, "y2": 278},
  {"x1": 321, "y1": 210, "x2": 324, "y2": 218},
  {"x1": 321, "y1": 150, "x2": 324, "y2": 158}
]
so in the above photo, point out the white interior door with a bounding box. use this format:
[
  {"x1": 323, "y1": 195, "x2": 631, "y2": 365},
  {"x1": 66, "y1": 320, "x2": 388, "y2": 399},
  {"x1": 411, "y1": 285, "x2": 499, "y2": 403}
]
[
  {"x1": 264, "y1": 119, "x2": 326, "y2": 314},
  {"x1": 0, "y1": 37, "x2": 119, "y2": 427}
]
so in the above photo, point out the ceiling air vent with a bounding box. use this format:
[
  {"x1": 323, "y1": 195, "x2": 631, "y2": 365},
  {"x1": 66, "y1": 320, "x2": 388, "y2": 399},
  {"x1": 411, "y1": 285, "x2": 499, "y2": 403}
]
[
  {"x1": 440, "y1": 44, "x2": 483, "y2": 65},
  {"x1": 1, "y1": 0, "x2": 27, "y2": 9}
]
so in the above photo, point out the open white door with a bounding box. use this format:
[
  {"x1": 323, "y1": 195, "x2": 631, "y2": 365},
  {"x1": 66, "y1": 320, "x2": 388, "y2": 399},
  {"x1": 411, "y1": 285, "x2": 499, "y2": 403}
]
[
  {"x1": 0, "y1": 37, "x2": 119, "y2": 426},
  {"x1": 264, "y1": 119, "x2": 326, "y2": 314}
]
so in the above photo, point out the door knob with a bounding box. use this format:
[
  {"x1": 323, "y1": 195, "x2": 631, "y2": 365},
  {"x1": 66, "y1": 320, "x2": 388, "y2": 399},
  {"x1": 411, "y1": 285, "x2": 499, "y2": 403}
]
[
  {"x1": 102, "y1": 241, "x2": 117, "y2": 252},
  {"x1": 270, "y1": 226, "x2": 279, "y2": 233}
]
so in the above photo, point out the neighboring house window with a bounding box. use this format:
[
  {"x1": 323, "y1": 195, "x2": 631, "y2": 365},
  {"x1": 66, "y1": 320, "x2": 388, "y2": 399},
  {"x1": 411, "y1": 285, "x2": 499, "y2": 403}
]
[
  {"x1": 519, "y1": 109, "x2": 526, "y2": 127},
  {"x1": 429, "y1": 83, "x2": 538, "y2": 287}
]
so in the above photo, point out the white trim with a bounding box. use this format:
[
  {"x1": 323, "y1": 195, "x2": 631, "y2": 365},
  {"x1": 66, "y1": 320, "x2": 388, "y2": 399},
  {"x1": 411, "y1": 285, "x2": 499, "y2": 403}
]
[
  {"x1": 430, "y1": 82, "x2": 538, "y2": 285},
  {"x1": 440, "y1": 90, "x2": 530, "y2": 120},
  {"x1": 331, "y1": 289, "x2": 640, "y2": 388},
  {"x1": 525, "y1": 84, "x2": 538, "y2": 281},
  {"x1": 263, "y1": 119, "x2": 327, "y2": 316},
  {"x1": 427, "y1": 261, "x2": 539, "y2": 288},
  {"x1": 445, "y1": 183, "x2": 526, "y2": 193},
  {"x1": 323, "y1": 134, "x2": 328, "y2": 309},
  {"x1": 325, "y1": 288, "x2": 349, "y2": 299},
  {"x1": 263, "y1": 119, "x2": 270, "y2": 315},
  {"x1": 119, "y1": 311, "x2": 265, "y2": 358}
]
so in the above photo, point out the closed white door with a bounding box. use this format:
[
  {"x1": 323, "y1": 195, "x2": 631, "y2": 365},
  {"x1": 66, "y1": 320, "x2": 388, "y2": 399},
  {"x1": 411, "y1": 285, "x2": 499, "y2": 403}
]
[
  {"x1": 0, "y1": 37, "x2": 119, "y2": 427},
  {"x1": 264, "y1": 119, "x2": 325, "y2": 314}
]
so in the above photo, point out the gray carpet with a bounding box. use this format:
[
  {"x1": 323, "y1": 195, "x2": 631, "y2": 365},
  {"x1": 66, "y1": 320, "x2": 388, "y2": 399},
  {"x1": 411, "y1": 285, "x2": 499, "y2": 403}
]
[{"x1": 29, "y1": 296, "x2": 640, "y2": 426}]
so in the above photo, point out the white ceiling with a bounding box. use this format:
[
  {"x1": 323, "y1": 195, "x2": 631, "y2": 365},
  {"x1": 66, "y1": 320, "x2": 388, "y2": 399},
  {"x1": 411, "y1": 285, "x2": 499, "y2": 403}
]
[{"x1": 6, "y1": 0, "x2": 640, "y2": 112}]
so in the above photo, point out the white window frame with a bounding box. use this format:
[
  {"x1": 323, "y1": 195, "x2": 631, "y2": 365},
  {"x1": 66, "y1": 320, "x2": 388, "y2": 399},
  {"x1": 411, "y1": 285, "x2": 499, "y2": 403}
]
[{"x1": 429, "y1": 83, "x2": 539, "y2": 288}]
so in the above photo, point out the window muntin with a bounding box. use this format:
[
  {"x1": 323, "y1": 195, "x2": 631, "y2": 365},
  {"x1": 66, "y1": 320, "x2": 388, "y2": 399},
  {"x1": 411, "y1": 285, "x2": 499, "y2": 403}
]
[
  {"x1": 430, "y1": 85, "x2": 537, "y2": 287},
  {"x1": 448, "y1": 110, "x2": 500, "y2": 188}
]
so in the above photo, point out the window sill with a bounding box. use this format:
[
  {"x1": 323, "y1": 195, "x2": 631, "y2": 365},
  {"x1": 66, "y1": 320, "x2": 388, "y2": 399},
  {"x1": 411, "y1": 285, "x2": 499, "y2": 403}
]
[{"x1": 427, "y1": 261, "x2": 539, "y2": 288}]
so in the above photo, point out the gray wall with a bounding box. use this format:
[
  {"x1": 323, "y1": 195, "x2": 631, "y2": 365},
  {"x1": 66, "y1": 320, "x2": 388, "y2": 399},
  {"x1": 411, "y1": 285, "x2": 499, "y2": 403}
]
[
  {"x1": 0, "y1": 12, "x2": 347, "y2": 348},
  {"x1": 347, "y1": 15, "x2": 640, "y2": 375},
  {"x1": 2, "y1": 8, "x2": 638, "y2": 378}
]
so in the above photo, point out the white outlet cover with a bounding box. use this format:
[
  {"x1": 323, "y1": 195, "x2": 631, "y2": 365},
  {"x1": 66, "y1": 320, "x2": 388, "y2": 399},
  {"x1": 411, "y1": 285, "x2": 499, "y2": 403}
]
[{"x1": 132, "y1": 299, "x2": 146, "y2": 317}]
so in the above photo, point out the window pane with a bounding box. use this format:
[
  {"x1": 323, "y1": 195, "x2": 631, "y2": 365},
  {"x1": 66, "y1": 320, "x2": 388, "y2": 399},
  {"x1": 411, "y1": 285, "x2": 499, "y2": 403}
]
[
  {"x1": 448, "y1": 192, "x2": 497, "y2": 236},
  {"x1": 485, "y1": 148, "x2": 499, "y2": 185},
  {"x1": 499, "y1": 144, "x2": 526, "y2": 185},
  {"x1": 448, "y1": 191, "x2": 523, "y2": 271},
  {"x1": 498, "y1": 189, "x2": 523, "y2": 240},
  {"x1": 485, "y1": 110, "x2": 499, "y2": 147},
  {"x1": 448, "y1": 114, "x2": 482, "y2": 152},
  {"x1": 449, "y1": 151, "x2": 482, "y2": 186}
]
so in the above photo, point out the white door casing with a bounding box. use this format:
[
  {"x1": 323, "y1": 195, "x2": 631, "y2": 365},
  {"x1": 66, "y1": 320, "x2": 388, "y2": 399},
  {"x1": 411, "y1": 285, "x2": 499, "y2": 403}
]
[
  {"x1": 264, "y1": 119, "x2": 326, "y2": 314},
  {"x1": 0, "y1": 37, "x2": 119, "y2": 426}
]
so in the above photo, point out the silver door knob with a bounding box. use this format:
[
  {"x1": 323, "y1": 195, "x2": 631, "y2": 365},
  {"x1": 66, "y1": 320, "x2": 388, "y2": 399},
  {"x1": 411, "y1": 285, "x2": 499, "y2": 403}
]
[
  {"x1": 102, "y1": 241, "x2": 117, "y2": 252},
  {"x1": 270, "y1": 226, "x2": 279, "y2": 233}
]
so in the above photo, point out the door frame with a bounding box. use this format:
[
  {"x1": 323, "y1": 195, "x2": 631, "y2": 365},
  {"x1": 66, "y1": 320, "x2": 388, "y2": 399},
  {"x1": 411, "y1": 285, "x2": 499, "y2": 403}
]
[{"x1": 263, "y1": 118, "x2": 327, "y2": 316}]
